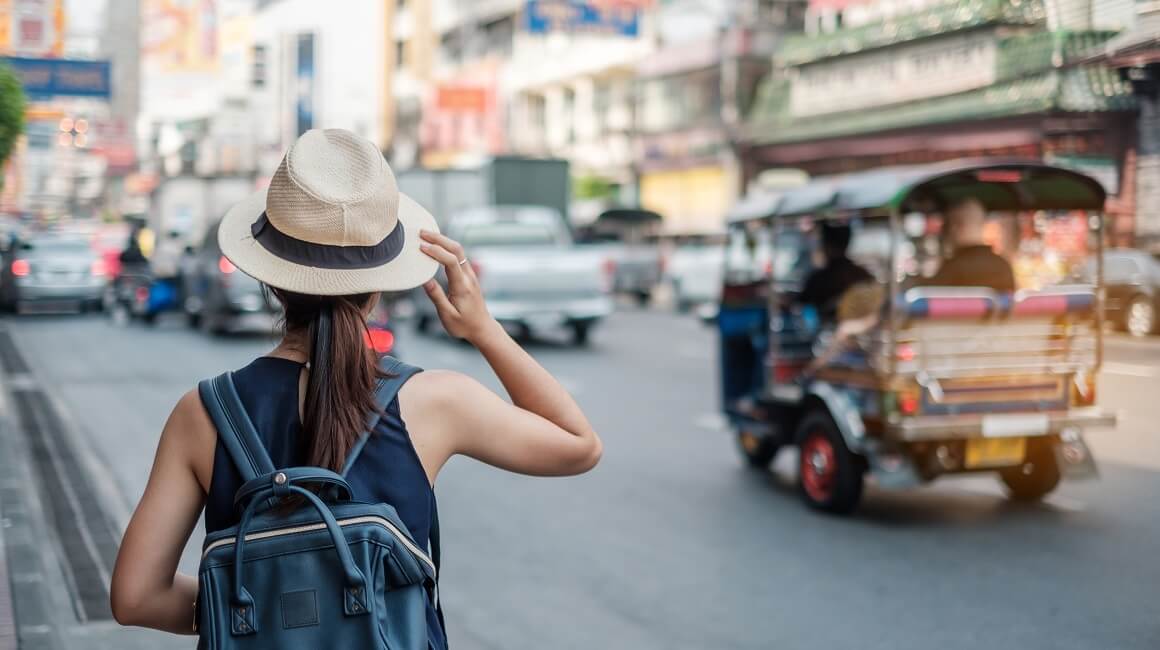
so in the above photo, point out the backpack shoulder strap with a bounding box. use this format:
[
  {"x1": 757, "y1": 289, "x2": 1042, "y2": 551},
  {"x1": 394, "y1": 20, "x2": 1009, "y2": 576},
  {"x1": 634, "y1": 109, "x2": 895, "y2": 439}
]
[
  {"x1": 429, "y1": 493, "x2": 446, "y2": 636},
  {"x1": 197, "y1": 372, "x2": 276, "y2": 482},
  {"x1": 341, "y1": 356, "x2": 423, "y2": 477}
]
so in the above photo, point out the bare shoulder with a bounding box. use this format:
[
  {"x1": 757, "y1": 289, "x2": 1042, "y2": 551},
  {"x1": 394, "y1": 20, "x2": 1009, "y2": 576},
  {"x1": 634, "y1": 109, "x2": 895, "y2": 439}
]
[
  {"x1": 397, "y1": 370, "x2": 491, "y2": 481},
  {"x1": 172, "y1": 388, "x2": 214, "y2": 434},
  {"x1": 399, "y1": 369, "x2": 490, "y2": 413},
  {"x1": 169, "y1": 387, "x2": 218, "y2": 488}
]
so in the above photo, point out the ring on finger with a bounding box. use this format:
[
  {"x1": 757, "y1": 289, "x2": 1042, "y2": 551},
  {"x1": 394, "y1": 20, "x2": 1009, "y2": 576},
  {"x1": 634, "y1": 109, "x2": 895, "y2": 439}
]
[{"x1": 457, "y1": 258, "x2": 469, "y2": 266}]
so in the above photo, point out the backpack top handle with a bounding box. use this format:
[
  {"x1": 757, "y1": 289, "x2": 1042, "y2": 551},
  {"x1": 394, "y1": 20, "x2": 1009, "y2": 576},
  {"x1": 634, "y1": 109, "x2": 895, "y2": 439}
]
[
  {"x1": 232, "y1": 466, "x2": 354, "y2": 510},
  {"x1": 228, "y1": 483, "x2": 372, "y2": 636}
]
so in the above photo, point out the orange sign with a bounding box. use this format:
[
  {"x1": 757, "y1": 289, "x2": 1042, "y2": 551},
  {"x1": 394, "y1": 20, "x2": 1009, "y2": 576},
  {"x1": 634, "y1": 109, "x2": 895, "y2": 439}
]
[{"x1": 435, "y1": 85, "x2": 488, "y2": 113}]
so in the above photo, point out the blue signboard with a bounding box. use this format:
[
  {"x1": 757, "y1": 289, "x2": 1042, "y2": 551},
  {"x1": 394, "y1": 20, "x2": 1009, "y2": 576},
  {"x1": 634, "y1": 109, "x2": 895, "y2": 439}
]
[
  {"x1": 295, "y1": 33, "x2": 315, "y2": 137},
  {"x1": 524, "y1": 1, "x2": 639, "y2": 37},
  {"x1": 1, "y1": 57, "x2": 111, "y2": 99}
]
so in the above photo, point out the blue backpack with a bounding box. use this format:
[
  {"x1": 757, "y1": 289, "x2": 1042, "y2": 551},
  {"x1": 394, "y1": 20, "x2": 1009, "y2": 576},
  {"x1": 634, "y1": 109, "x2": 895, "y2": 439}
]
[{"x1": 195, "y1": 357, "x2": 443, "y2": 649}]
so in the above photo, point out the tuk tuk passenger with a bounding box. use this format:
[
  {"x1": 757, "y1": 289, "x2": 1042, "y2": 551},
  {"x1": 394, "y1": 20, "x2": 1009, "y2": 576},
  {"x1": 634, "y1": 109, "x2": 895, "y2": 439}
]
[
  {"x1": 799, "y1": 223, "x2": 873, "y2": 321},
  {"x1": 923, "y1": 197, "x2": 1016, "y2": 293}
]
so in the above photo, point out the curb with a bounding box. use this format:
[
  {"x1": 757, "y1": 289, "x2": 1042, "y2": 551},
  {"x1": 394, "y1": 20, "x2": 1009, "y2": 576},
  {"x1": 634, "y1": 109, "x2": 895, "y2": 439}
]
[
  {"x1": 0, "y1": 518, "x2": 15, "y2": 650},
  {"x1": 0, "y1": 331, "x2": 17, "y2": 650}
]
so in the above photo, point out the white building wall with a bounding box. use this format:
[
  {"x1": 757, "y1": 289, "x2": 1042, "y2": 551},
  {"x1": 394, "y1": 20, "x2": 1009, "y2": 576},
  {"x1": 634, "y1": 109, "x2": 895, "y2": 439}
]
[
  {"x1": 252, "y1": 0, "x2": 386, "y2": 168},
  {"x1": 1090, "y1": 0, "x2": 1137, "y2": 30}
]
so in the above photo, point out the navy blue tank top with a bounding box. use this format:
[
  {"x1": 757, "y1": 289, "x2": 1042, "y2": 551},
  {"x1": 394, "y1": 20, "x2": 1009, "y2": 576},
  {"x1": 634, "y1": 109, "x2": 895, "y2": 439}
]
[{"x1": 203, "y1": 356, "x2": 445, "y2": 648}]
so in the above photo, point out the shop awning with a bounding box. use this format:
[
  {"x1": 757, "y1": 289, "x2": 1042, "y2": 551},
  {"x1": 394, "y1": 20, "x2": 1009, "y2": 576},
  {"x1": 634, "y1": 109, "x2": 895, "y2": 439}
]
[{"x1": 777, "y1": 0, "x2": 1046, "y2": 66}]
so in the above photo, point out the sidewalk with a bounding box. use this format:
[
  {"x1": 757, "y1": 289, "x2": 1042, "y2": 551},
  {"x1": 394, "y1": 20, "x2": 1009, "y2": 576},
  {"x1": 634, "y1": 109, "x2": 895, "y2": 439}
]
[{"x1": 0, "y1": 324, "x2": 189, "y2": 650}]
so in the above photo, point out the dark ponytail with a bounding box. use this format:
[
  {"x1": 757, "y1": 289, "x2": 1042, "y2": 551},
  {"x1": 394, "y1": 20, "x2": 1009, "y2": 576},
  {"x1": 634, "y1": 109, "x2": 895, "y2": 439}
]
[{"x1": 271, "y1": 288, "x2": 381, "y2": 472}]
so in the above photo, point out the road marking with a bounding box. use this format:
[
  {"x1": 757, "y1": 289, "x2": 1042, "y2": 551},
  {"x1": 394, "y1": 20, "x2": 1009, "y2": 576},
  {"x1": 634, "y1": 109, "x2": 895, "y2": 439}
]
[
  {"x1": 1101, "y1": 362, "x2": 1159, "y2": 378},
  {"x1": 1104, "y1": 335, "x2": 1160, "y2": 350},
  {"x1": 695, "y1": 412, "x2": 728, "y2": 431}
]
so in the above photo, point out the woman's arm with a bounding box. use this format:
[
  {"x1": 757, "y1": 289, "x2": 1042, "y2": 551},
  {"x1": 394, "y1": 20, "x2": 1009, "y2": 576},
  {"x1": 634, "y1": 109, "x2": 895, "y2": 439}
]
[
  {"x1": 414, "y1": 230, "x2": 602, "y2": 476},
  {"x1": 109, "y1": 390, "x2": 208, "y2": 633}
]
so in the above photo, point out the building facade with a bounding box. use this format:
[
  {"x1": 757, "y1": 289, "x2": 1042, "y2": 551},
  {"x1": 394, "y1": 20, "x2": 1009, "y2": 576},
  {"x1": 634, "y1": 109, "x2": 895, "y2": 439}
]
[{"x1": 740, "y1": 0, "x2": 1139, "y2": 243}]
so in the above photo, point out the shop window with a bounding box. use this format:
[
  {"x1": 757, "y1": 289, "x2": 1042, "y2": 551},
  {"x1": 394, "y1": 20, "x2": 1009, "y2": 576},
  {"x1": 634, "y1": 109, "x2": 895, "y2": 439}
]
[
  {"x1": 562, "y1": 87, "x2": 576, "y2": 144},
  {"x1": 482, "y1": 16, "x2": 514, "y2": 58},
  {"x1": 594, "y1": 80, "x2": 611, "y2": 135},
  {"x1": 251, "y1": 44, "x2": 267, "y2": 88},
  {"x1": 441, "y1": 31, "x2": 461, "y2": 66}
]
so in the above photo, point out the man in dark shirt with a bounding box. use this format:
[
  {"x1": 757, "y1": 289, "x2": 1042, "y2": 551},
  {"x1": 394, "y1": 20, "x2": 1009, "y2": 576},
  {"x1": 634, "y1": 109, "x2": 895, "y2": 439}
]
[
  {"x1": 798, "y1": 223, "x2": 873, "y2": 320},
  {"x1": 924, "y1": 197, "x2": 1016, "y2": 293}
]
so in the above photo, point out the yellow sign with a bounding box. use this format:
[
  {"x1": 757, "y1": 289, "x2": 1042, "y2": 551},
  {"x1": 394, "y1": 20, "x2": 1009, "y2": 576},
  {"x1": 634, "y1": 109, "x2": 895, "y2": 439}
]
[{"x1": 965, "y1": 437, "x2": 1026, "y2": 469}]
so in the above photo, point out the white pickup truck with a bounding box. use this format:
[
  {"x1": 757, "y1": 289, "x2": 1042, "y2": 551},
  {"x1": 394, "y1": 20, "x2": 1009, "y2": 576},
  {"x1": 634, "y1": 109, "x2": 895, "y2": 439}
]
[{"x1": 414, "y1": 205, "x2": 615, "y2": 346}]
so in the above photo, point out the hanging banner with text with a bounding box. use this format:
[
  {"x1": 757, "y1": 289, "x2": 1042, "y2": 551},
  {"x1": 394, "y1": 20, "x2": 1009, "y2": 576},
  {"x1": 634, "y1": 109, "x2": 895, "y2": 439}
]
[
  {"x1": 2, "y1": 56, "x2": 111, "y2": 98},
  {"x1": 789, "y1": 32, "x2": 997, "y2": 117},
  {"x1": 524, "y1": 0, "x2": 640, "y2": 37}
]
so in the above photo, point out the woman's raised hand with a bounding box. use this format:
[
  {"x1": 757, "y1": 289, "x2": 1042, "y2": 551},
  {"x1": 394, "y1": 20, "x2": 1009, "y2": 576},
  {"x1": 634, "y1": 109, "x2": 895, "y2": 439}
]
[{"x1": 419, "y1": 230, "x2": 498, "y2": 343}]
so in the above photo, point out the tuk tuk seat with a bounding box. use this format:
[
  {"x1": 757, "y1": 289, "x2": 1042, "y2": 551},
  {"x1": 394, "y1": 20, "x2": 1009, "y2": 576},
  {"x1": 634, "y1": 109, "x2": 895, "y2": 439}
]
[
  {"x1": 891, "y1": 286, "x2": 1097, "y2": 377},
  {"x1": 1004, "y1": 286, "x2": 1096, "y2": 318},
  {"x1": 896, "y1": 287, "x2": 1000, "y2": 322}
]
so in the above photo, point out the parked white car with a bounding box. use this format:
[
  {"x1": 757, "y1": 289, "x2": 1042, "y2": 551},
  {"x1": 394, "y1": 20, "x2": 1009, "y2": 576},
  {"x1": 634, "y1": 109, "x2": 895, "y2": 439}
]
[
  {"x1": 665, "y1": 240, "x2": 726, "y2": 313},
  {"x1": 415, "y1": 205, "x2": 615, "y2": 345}
]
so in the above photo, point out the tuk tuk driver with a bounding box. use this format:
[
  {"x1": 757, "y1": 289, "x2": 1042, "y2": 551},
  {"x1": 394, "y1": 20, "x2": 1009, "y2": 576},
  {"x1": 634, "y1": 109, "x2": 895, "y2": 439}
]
[
  {"x1": 923, "y1": 196, "x2": 1016, "y2": 293},
  {"x1": 798, "y1": 222, "x2": 873, "y2": 322}
]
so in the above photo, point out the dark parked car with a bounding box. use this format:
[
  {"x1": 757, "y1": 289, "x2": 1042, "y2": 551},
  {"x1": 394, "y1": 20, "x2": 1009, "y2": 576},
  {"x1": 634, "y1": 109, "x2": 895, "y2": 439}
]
[
  {"x1": 182, "y1": 224, "x2": 279, "y2": 334},
  {"x1": 1085, "y1": 249, "x2": 1160, "y2": 337},
  {"x1": 0, "y1": 234, "x2": 105, "y2": 313}
]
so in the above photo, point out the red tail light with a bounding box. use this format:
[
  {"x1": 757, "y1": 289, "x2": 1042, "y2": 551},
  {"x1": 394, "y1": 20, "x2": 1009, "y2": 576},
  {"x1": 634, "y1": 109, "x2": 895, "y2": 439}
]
[
  {"x1": 218, "y1": 256, "x2": 236, "y2": 274},
  {"x1": 90, "y1": 259, "x2": 107, "y2": 277},
  {"x1": 11, "y1": 259, "x2": 29, "y2": 277},
  {"x1": 899, "y1": 392, "x2": 920, "y2": 416},
  {"x1": 365, "y1": 327, "x2": 395, "y2": 353},
  {"x1": 601, "y1": 258, "x2": 617, "y2": 293}
]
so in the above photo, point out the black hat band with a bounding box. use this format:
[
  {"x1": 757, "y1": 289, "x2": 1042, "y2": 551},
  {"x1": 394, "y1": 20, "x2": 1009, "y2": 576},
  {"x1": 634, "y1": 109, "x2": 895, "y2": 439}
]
[{"x1": 250, "y1": 212, "x2": 406, "y2": 270}]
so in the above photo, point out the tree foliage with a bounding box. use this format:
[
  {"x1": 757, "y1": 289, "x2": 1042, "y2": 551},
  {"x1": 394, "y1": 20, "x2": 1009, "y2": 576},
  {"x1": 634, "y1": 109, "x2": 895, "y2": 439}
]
[
  {"x1": 573, "y1": 174, "x2": 616, "y2": 200},
  {"x1": 0, "y1": 64, "x2": 25, "y2": 169}
]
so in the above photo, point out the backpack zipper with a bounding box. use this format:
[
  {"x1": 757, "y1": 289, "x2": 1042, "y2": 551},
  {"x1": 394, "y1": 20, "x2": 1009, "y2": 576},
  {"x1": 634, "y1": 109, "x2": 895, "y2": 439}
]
[{"x1": 202, "y1": 515, "x2": 436, "y2": 577}]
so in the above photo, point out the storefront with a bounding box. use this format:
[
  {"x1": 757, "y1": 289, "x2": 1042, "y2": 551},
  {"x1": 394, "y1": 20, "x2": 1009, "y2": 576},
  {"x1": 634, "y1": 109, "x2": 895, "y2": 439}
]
[
  {"x1": 634, "y1": 31, "x2": 772, "y2": 234},
  {"x1": 639, "y1": 164, "x2": 733, "y2": 234},
  {"x1": 637, "y1": 126, "x2": 737, "y2": 233}
]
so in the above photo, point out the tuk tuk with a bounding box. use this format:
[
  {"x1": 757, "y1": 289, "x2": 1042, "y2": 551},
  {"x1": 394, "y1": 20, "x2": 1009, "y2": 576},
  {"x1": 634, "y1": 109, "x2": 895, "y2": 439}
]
[{"x1": 719, "y1": 160, "x2": 1116, "y2": 514}]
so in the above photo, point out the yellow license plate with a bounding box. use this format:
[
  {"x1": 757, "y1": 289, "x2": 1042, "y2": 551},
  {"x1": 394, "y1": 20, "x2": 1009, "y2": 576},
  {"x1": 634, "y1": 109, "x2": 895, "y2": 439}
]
[{"x1": 965, "y1": 437, "x2": 1027, "y2": 469}]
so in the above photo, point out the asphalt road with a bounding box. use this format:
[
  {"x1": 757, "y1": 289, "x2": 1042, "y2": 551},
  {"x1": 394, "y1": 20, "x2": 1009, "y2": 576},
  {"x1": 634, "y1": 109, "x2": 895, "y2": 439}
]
[{"x1": 2, "y1": 307, "x2": 1159, "y2": 649}]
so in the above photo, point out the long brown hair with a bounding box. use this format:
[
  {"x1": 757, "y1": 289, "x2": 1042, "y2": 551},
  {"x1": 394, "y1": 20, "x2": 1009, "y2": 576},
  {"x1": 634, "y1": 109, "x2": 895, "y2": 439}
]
[{"x1": 271, "y1": 288, "x2": 382, "y2": 472}]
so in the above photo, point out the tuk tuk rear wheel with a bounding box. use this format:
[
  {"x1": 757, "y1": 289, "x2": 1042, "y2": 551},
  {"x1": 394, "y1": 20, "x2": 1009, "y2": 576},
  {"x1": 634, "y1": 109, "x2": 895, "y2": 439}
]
[
  {"x1": 735, "y1": 429, "x2": 779, "y2": 468},
  {"x1": 796, "y1": 412, "x2": 864, "y2": 514},
  {"x1": 999, "y1": 442, "x2": 1060, "y2": 501}
]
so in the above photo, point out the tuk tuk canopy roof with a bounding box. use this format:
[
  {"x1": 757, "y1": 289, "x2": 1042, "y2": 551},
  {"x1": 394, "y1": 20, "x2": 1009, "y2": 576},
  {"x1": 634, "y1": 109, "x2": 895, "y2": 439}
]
[
  {"x1": 765, "y1": 160, "x2": 1107, "y2": 219},
  {"x1": 595, "y1": 207, "x2": 664, "y2": 224}
]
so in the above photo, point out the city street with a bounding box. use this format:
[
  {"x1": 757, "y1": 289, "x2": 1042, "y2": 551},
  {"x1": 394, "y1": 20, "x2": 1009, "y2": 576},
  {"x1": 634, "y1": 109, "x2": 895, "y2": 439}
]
[{"x1": 0, "y1": 307, "x2": 1157, "y2": 649}]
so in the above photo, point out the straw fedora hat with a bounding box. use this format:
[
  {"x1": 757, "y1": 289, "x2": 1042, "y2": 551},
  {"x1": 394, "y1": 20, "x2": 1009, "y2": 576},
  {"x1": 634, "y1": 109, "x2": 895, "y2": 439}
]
[{"x1": 218, "y1": 128, "x2": 439, "y2": 296}]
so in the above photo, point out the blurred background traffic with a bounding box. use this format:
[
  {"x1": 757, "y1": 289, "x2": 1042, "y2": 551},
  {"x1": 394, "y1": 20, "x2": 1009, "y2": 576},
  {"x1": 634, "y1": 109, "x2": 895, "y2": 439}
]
[{"x1": 0, "y1": 0, "x2": 1158, "y2": 649}]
